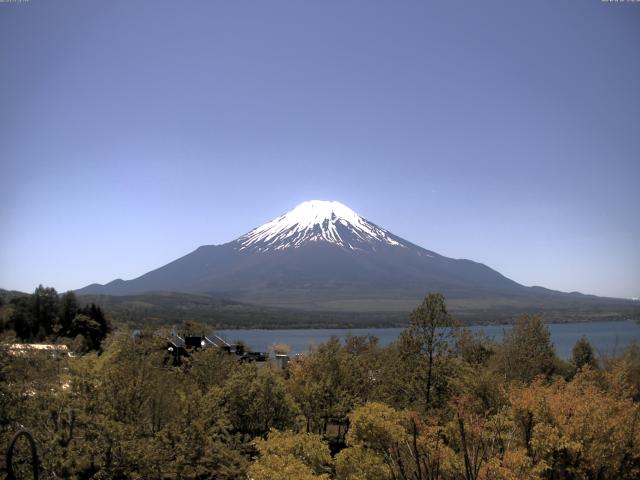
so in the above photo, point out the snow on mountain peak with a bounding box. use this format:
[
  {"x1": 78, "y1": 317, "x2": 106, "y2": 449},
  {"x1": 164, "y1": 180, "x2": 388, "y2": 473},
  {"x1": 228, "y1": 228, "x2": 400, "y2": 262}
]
[
  {"x1": 278, "y1": 200, "x2": 362, "y2": 228},
  {"x1": 236, "y1": 200, "x2": 407, "y2": 252}
]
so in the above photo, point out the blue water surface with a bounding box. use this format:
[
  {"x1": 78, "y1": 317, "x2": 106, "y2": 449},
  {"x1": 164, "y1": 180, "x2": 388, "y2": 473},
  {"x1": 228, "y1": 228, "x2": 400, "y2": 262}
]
[{"x1": 220, "y1": 319, "x2": 640, "y2": 358}]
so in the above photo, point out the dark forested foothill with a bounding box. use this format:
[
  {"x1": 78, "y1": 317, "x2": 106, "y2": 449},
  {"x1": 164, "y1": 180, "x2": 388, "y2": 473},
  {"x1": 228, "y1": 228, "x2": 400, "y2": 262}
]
[{"x1": 1, "y1": 292, "x2": 639, "y2": 479}]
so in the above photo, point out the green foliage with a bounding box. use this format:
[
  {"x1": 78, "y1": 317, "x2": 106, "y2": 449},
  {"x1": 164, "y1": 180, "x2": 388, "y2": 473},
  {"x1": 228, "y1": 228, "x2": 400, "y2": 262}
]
[
  {"x1": 11, "y1": 295, "x2": 40, "y2": 341},
  {"x1": 572, "y1": 335, "x2": 598, "y2": 371},
  {"x1": 69, "y1": 314, "x2": 102, "y2": 352},
  {"x1": 346, "y1": 402, "x2": 405, "y2": 452},
  {"x1": 5, "y1": 287, "x2": 110, "y2": 351},
  {"x1": 2, "y1": 293, "x2": 639, "y2": 479},
  {"x1": 249, "y1": 430, "x2": 333, "y2": 479},
  {"x1": 455, "y1": 327, "x2": 496, "y2": 365},
  {"x1": 32, "y1": 284, "x2": 60, "y2": 337},
  {"x1": 397, "y1": 292, "x2": 458, "y2": 410},
  {"x1": 335, "y1": 444, "x2": 391, "y2": 480},
  {"x1": 289, "y1": 336, "x2": 378, "y2": 435},
  {"x1": 493, "y1": 314, "x2": 560, "y2": 383},
  {"x1": 509, "y1": 371, "x2": 640, "y2": 479},
  {"x1": 341, "y1": 402, "x2": 460, "y2": 480},
  {"x1": 219, "y1": 364, "x2": 297, "y2": 439},
  {"x1": 617, "y1": 341, "x2": 640, "y2": 400},
  {"x1": 1, "y1": 332, "x2": 248, "y2": 479},
  {"x1": 78, "y1": 291, "x2": 409, "y2": 329},
  {"x1": 59, "y1": 291, "x2": 78, "y2": 336}
]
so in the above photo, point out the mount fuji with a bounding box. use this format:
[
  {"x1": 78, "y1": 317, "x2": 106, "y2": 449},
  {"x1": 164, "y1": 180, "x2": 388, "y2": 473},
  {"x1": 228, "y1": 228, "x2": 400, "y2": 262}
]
[{"x1": 77, "y1": 200, "x2": 631, "y2": 315}]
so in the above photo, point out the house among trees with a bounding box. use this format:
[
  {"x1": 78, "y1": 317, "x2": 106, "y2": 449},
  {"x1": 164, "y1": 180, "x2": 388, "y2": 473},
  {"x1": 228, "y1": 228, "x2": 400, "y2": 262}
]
[{"x1": 164, "y1": 332, "x2": 270, "y2": 366}]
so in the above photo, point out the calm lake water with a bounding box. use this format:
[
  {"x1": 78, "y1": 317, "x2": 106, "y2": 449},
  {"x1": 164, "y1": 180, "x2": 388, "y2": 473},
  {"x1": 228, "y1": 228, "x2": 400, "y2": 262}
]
[{"x1": 220, "y1": 319, "x2": 640, "y2": 358}]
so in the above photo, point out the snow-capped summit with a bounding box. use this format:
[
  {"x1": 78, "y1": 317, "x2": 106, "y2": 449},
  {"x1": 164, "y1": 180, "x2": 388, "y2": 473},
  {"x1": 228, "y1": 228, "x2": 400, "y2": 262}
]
[
  {"x1": 78, "y1": 199, "x2": 621, "y2": 321},
  {"x1": 236, "y1": 200, "x2": 407, "y2": 252}
]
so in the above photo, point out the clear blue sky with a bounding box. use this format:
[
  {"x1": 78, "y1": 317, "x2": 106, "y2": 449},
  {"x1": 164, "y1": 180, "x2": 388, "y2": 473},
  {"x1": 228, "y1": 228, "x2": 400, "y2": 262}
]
[{"x1": 1, "y1": 1, "x2": 638, "y2": 299}]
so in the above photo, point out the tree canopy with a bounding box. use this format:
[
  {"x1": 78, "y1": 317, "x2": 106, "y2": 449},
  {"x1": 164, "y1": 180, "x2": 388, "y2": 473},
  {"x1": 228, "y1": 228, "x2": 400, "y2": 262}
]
[{"x1": 1, "y1": 292, "x2": 639, "y2": 479}]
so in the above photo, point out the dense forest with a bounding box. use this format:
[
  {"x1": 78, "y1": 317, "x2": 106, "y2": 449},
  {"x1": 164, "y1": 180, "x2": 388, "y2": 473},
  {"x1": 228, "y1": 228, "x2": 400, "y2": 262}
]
[
  {"x1": 2, "y1": 287, "x2": 639, "y2": 332},
  {"x1": 0, "y1": 286, "x2": 110, "y2": 353},
  {"x1": 74, "y1": 290, "x2": 640, "y2": 329},
  {"x1": 1, "y1": 292, "x2": 640, "y2": 479},
  {"x1": 75, "y1": 291, "x2": 410, "y2": 329}
]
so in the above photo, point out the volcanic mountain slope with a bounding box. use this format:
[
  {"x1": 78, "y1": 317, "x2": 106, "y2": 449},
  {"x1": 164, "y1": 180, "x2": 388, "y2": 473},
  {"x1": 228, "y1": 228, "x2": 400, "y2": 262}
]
[{"x1": 77, "y1": 200, "x2": 630, "y2": 312}]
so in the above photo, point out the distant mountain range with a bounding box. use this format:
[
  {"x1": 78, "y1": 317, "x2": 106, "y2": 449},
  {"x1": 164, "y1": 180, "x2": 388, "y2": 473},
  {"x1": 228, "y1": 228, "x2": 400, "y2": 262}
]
[{"x1": 77, "y1": 200, "x2": 637, "y2": 320}]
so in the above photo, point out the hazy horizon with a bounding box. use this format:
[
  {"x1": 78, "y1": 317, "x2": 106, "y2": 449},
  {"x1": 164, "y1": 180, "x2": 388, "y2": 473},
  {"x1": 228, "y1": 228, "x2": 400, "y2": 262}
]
[{"x1": 1, "y1": 1, "x2": 639, "y2": 299}]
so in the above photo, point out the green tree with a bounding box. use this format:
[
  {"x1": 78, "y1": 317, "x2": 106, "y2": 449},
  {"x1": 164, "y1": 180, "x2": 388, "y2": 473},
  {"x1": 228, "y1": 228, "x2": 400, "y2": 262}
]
[
  {"x1": 58, "y1": 291, "x2": 78, "y2": 336},
  {"x1": 495, "y1": 314, "x2": 559, "y2": 383},
  {"x1": 289, "y1": 336, "x2": 369, "y2": 435},
  {"x1": 69, "y1": 304, "x2": 110, "y2": 351},
  {"x1": 79, "y1": 303, "x2": 110, "y2": 339},
  {"x1": 80, "y1": 333, "x2": 246, "y2": 479},
  {"x1": 69, "y1": 314, "x2": 103, "y2": 352},
  {"x1": 572, "y1": 336, "x2": 597, "y2": 371},
  {"x1": 10, "y1": 296, "x2": 36, "y2": 340},
  {"x1": 338, "y1": 402, "x2": 459, "y2": 480},
  {"x1": 619, "y1": 341, "x2": 640, "y2": 401},
  {"x1": 220, "y1": 364, "x2": 297, "y2": 440},
  {"x1": 31, "y1": 284, "x2": 59, "y2": 337},
  {"x1": 509, "y1": 372, "x2": 640, "y2": 480},
  {"x1": 398, "y1": 293, "x2": 457, "y2": 409},
  {"x1": 249, "y1": 430, "x2": 332, "y2": 480},
  {"x1": 335, "y1": 444, "x2": 392, "y2": 480},
  {"x1": 455, "y1": 327, "x2": 496, "y2": 366}
]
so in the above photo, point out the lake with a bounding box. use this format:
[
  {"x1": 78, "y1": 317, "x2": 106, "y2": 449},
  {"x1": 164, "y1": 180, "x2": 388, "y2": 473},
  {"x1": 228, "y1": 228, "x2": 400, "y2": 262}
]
[{"x1": 220, "y1": 319, "x2": 640, "y2": 358}]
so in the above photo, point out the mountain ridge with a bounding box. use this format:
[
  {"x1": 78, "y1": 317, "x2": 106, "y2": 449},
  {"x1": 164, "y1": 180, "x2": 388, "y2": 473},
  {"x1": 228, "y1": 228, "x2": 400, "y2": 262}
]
[{"x1": 77, "y1": 200, "x2": 634, "y2": 314}]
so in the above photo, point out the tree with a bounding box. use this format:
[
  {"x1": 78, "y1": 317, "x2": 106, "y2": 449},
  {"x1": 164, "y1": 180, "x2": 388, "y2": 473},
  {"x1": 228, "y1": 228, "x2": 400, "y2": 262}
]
[
  {"x1": 31, "y1": 284, "x2": 59, "y2": 337},
  {"x1": 337, "y1": 402, "x2": 404, "y2": 479},
  {"x1": 249, "y1": 430, "x2": 332, "y2": 480},
  {"x1": 495, "y1": 314, "x2": 559, "y2": 383},
  {"x1": 219, "y1": 364, "x2": 297, "y2": 440},
  {"x1": 335, "y1": 444, "x2": 392, "y2": 480},
  {"x1": 609, "y1": 341, "x2": 640, "y2": 401},
  {"x1": 70, "y1": 314, "x2": 103, "y2": 352},
  {"x1": 79, "y1": 303, "x2": 110, "y2": 340},
  {"x1": 572, "y1": 336, "x2": 597, "y2": 371},
  {"x1": 289, "y1": 336, "x2": 365, "y2": 435},
  {"x1": 338, "y1": 402, "x2": 459, "y2": 480},
  {"x1": 4, "y1": 288, "x2": 109, "y2": 348},
  {"x1": 399, "y1": 293, "x2": 457, "y2": 409},
  {"x1": 188, "y1": 346, "x2": 237, "y2": 390},
  {"x1": 70, "y1": 303, "x2": 110, "y2": 351},
  {"x1": 9, "y1": 286, "x2": 60, "y2": 340},
  {"x1": 58, "y1": 291, "x2": 78, "y2": 336},
  {"x1": 455, "y1": 328, "x2": 495, "y2": 366},
  {"x1": 10, "y1": 296, "x2": 36, "y2": 340},
  {"x1": 448, "y1": 395, "x2": 535, "y2": 480},
  {"x1": 509, "y1": 372, "x2": 640, "y2": 479}
]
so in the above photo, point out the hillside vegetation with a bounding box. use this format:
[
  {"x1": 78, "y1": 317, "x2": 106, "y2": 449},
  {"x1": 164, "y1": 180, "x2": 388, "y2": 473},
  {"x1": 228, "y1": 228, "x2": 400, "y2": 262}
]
[
  {"x1": 82, "y1": 290, "x2": 640, "y2": 328},
  {"x1": 3, "y1": 286, "x2": 639, "y2": 333},
  {"x1": 1, "y1": 293, "x2": 640, "y2": 479}
]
